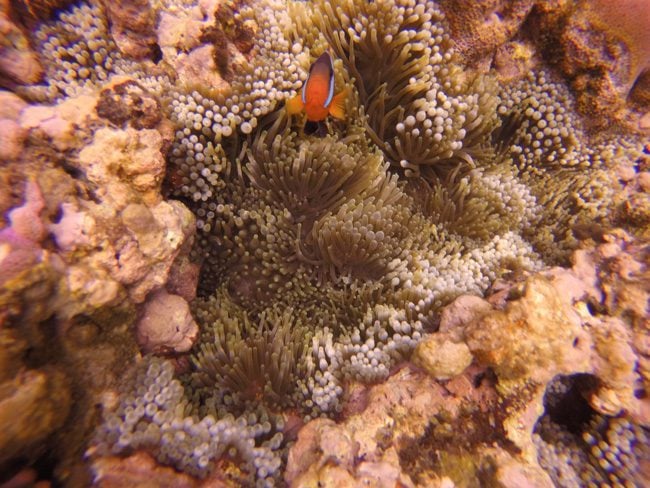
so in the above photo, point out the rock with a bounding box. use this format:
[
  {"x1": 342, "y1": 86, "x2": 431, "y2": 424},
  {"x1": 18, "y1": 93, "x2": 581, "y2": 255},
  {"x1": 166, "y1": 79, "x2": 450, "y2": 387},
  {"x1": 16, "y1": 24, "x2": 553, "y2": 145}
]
[
  {"x1": 340, "y1": 382, "x2": 370, "y2": 418},
  {"x1": 120, "y1": 200, "x2": 195, "y2": 303},
  {"x1": 0, "y1": 179, "x2": 51, "y2": 303},
  {"x1": 40, "y1": 116, "x2": 195, "y2": 311},
  {"x1": 0, "y1": 243, "x2": 39, "y2": 289},
  {"x1": 156, "y1": 0, "x2": 230, "y2": 93},
  {"x1": 0, "y1": 10, "x2": 43, "y2": 84},
  {"x1": 121, "y1": 203, "x2": 162, "y2": 253},
  {"x1": 0, "y1": 368, "x2": 71, "y2": 466},
  {"x1": 464, "y1": 276, "x2": 592, "y2": 386},
  {"x1": 285, "y1": 418, "x2": 357, "y2": 485},
  {"x1": 136, "y1": 289, "x2": 198, "y2": 354},
  {"x1": 439, "y1": 0, "x2": 535, "y2": 65},
  {"x1": 0, "y1": 328, "x2": 27, "y2": 383},
  {"x1": 0, "y1": 91, "x2": 27, "y2": 160},
  {"x1": 49, "y1": 203, "x2": 95, "y2": 253},
  {"x1": 0, "y1": 27, "x2": 201, "y2": 483},
  {"x1": 91, "y1": 451, "x2": 199, "y2": 488},
  {"x1": 493, "y1": 40, "x2": 538, "y2": 82},
  {"x1": 438, "y1": 294, "x2": 493, "y2": 341},
  {"x1": 491, "y1": 451, "x2": 554, "y2": 488},
  {"x1": 570, "y1": 249, "x2": 601, "y2": 300},
  {"x1": 0, "y1": 119, "x2": 26, "y2": 161},
  {"x1": 413, "y1": 333, "x2": 473, "y2": 380},
  {"x1": 157, "y1": 8, "x2": 205, "y2": 55},
  {"x1": 286, "y1": 365, "x2": 512, "y2": 486},
  {"x1": 104, "y1": 0, "x2": 157, "y2": 60},
  {"x1": 175, "y1": 45, "x2": 228, "y2": 90},
  {"x1": 589, "y1": 316, "x2": 639, "y2": 416},
  {"x1": 77, "y1": 126, "x2": 165, "y2": 207},
  {"x1": 0, "y1": 90, "x2": 28, "y2": 119},
  {"x1": 20, "y1": 95, "x2": 99, "y2": 151},
  {"x1": 640, "y1": 111, "x2": 650, "y2": 130},
  {"x1": 166, "y1": 256, "x2": 200, "y2": 303},
  {"x1": 355, "y1": 451, "x2": 409, "y2": 488},
  {"x1": 62, "y1": 265, "x2": 123, "y2": 316},
  {"x1": 286, "y1": 420, "x2": 414, "y2": 487},
  {"x1": 638, "y1": 172, "x2": 650, "y2": 192},
  {"x1": 460, "y1": 238, "x2": 648, "y2": 422},
  {"x1": 535, "y1": 0, "x2": 650, "y2": 127},
  {"x1": 586, "y1": 0, "x2": 650, "y2": 92},
  {"x1": 441, "y1": 0, "x2": 650, "y2": 126},
  {"x1": 542, "y1": 266, "x2": 600, "y2": 305},
  {"x1": 96, "y1": 78, "x2": 162, "y2": 129}
]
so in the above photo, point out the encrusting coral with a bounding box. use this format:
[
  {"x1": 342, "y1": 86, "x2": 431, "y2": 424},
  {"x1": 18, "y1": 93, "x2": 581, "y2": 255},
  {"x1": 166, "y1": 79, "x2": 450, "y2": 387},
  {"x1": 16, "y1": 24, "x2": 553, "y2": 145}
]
[{"x1": 0, "y1": 0, "x2": 647, "y2": 485}]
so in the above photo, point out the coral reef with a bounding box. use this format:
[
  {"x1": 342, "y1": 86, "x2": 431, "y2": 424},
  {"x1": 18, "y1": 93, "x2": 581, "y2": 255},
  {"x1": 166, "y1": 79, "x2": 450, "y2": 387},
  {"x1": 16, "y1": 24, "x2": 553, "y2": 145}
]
[
  {"x1": 285, "y1": 363, "x2": 548, "y2": 487},
  {"x1": 136, "y1": 289, "x2": 198, "y2": 354},
  {"x1": 0, "y1": 365, "x2": 71, "y2": 466},
  {"x1": 0, "y1": 91, "x2": 29, "y2": 162},
  {"x1": 439, "y1": 0, "x2": 536, "y2": 68},
  {"x1": 0, "y1": 10, "x2": 196, "y2": 481},
  {"x1": 0, "y1": 0, "x2": 43, "y2": 86},
  {"x1": 93, "y1": 358, "x2": 284, "y2": 483},
  {"x1": 534, "y1": 381, "x2": 650, "y2": 488},
  {"x1": 293, "y1": 0, "x2": 501, "y2": 178},
  {"x1": 533, "y1": 0, "x2": 650, "y2": 130},
  {"x1": 0, "y1": 0, "x2": 647, "y2": 486},
  {"x1": 283, "y1": 230, "x2": 649, "y2": 485},
  {"x1": 31, "y1": 3, "x2": 123, "y2": 99},
  {"x1": 104, "y1": 0, "x2": 158, "y2": 60},
  {"x1": 438, "y1": 0, "x2": 650, "y2": 131}
]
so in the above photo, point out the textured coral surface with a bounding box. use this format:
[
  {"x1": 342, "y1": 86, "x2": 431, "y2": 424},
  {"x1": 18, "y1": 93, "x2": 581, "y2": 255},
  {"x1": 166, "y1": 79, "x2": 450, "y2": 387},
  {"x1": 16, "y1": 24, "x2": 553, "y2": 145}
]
[{"x1": 0, "y1": 0, "x2": 648, "y2": 486}]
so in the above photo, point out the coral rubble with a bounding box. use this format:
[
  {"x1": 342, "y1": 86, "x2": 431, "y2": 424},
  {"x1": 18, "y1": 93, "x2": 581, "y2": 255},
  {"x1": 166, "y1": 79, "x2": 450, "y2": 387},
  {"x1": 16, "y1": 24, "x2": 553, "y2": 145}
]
[{"x1": 0, "y1": 0, "x2": 648, "y2": 486}]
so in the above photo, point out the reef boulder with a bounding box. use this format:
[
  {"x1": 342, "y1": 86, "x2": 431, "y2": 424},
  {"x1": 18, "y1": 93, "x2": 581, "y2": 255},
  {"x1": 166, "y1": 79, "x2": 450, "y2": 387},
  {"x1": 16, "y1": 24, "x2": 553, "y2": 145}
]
[{"x1": 136, "y1": 289, "x2": 198, "y2": 354}]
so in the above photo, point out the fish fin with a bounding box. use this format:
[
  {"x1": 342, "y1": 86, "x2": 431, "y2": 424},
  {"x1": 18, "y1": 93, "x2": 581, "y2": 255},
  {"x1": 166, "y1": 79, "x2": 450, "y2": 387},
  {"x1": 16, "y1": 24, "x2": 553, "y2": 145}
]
[
  {"x1": 304, "y1": 120, "x2": 328, "y2": 137},
  {"x1": 328, "y1": 89, "x2": 347, "y2": 120},
  {"x1": 315, "y1": 121, "x2": 328, "y2": 137},
  {"x1": 304, "y1": 120, "x2": 320, "y2": 136},
  {"x1": 286, "y1": 94, "x2": 304, "y2": 115}
]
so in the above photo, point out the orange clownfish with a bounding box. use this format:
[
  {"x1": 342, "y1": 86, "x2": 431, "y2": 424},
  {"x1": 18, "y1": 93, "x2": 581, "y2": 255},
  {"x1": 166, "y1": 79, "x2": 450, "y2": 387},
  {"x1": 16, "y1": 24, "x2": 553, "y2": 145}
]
[{"x1": 286, "y1": 52, "x2": 346, "y2": 136}]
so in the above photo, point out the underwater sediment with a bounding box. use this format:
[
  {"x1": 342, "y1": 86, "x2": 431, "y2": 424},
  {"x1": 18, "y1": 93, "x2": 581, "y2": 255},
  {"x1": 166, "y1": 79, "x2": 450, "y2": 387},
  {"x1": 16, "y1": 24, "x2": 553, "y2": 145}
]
[{"x1": 0, "y1": 0, "x2": 648, "y2": 486}]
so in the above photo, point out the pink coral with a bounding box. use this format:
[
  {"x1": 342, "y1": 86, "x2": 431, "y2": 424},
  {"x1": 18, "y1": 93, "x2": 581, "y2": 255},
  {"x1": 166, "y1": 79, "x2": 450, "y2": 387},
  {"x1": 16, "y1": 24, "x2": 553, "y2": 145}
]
[
  {"x1": 48, "y1": 202, "x2": 94, "y2": 252},
  {"x1": 0, "y1": 179, "x2": 47, "y2": 286},
  {"x1": 5, "y1": 179, "x2": 46, "y2": 243}
]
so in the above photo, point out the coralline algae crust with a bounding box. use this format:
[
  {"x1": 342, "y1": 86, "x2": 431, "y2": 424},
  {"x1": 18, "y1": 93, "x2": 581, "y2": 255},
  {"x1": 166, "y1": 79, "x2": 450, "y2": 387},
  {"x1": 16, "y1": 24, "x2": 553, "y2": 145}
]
[{"x1": 0, "y1": 0, "x2": 648, "y2": 486}]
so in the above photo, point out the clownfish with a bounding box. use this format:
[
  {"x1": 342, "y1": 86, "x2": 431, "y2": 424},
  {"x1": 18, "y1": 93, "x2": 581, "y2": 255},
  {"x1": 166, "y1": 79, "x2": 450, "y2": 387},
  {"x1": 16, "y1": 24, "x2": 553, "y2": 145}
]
[{"x1": 286, "y1": 52, "x2": 347, "y2": 136}]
